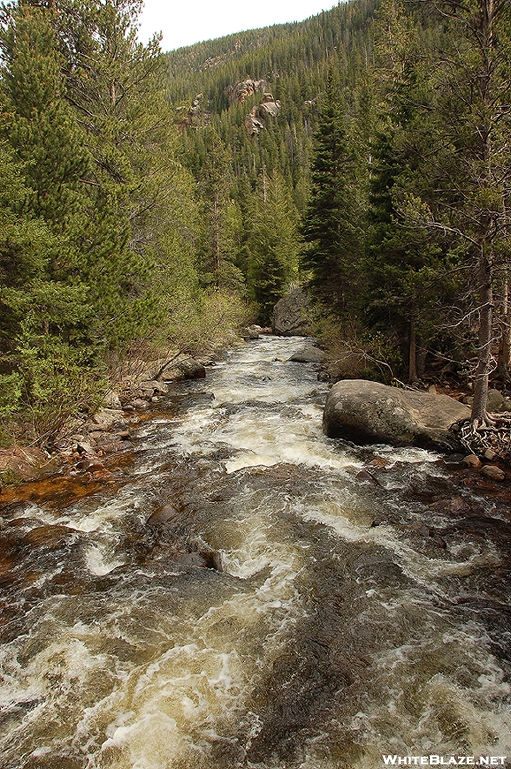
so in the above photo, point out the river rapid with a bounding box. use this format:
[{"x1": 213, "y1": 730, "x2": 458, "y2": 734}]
[{"x1": 0, "y1": 336, "x2": 510, "y2": 769}]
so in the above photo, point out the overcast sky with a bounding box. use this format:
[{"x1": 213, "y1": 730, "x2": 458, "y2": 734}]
[{"x1": 138, "y1": 0, "x2": 340, "y2": 52}]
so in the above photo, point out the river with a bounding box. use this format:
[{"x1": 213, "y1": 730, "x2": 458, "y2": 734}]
[{"x1": 0, "y1": 336, "x2": 510, "y2": 769}]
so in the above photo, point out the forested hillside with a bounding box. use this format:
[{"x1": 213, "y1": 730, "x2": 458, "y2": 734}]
[
  {"x1": 1, "y1": 0, "x2": 510, "y2": 450},
  {"x1": 167, "y1": 0, "x2": 511, "y2": 433}
]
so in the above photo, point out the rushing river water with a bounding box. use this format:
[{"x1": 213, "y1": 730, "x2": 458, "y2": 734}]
[{"x1": 1, "y1": 336, "x2": 511, "y2": 769}]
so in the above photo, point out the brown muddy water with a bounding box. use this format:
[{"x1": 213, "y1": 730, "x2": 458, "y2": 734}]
[{"x1": 0, "y1": 336, "x2": 510, "y2": 769}]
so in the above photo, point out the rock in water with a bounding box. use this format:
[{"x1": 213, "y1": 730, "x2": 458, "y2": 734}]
[
  {"x1": 323, "y1": 379, "x2": 470, "y2": 450},
  {"x1": 481, "y1": 465, "x2": 505, "y2": 481},
  {"x1": 288, "y1": 344, "x2": 325, "y2": 363}
]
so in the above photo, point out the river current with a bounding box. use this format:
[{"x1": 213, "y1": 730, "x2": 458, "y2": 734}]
[{"x1": 0, "y1": 336, "x2": 510, "y2": 769}]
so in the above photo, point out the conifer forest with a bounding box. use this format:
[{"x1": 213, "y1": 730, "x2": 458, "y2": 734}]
[{"x1": 0, "y1": 0, "x2": 510, "y2": 445}]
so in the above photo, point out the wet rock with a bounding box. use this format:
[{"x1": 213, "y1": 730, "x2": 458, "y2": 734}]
[
  {"x1": 288, "y1": 344, "x2": 325, "y2": 364},
  {"x1": 355, "y1": 469, "x2": 380, "y2": 485},
  {"x1": 180, "y1": 548, "x2": 223, "y2": 571},
  {"x1": 364, "y1": 457, "x2": 392, "y2": 470},
  {"x1": 481, "y1": 465, "x2": 506, "y2": 481},
  {"x1": 75, "y1": 456, "x2": 105, "y2": 473},
  {"x1": 135, "y1": 380, "x2": 168, "y2": 399},
  {"x1": 443, "y1": 452, "x2": 466, "y2": 467},
  {"x1": 409, "y1": 521, "x2": 431, "y2": 537},
  {"x1": 22, "y1": 756, "x2": 83, "y2": 769},
  {"x1": 324, "y1": 379, "x2": 470, "y2": 450},
  {"x1": 0, "y1": 446, "x2": 54, "y2": 484},
  {"x1": 240, "y1": 325, "x2": 260, "y2": 340},
  {"x1": 23, "y1": 525, "x2": 77, "y2": 549},
  {"x1": 179, "y1": 551, "x2": 210, "y2": 568},
  {"x1": 463, "y1": 454, "x2": 482, "y2": 469},
  {"x1": 484, "y1": 448, "x2": 497, "y2": 461},
  {"x1": 76, "y1": 440, "x2": 95, "y2": 455},
  {"x1": 430, "y1": 496, "x2": 472, "y2": 516},
  {"x1": 132, "y1": 398, "x2": 149, "y2": 409},
  {"x1": 147, "y1": 503, "x2": 180, "y2": 528}
]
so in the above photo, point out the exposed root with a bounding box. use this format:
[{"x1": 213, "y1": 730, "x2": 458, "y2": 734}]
[{"x1": 458, "y1": 414, "x2": 511, "y2": 462}]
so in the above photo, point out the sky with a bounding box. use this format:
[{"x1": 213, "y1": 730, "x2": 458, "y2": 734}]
[{"x1": 137, "y1": 0, "x2": 340, "y2": 52}]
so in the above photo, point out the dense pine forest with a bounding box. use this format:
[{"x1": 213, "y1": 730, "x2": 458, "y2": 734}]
[{"x1": 0, "y1": 0, "x2": 510, "y2": 450}]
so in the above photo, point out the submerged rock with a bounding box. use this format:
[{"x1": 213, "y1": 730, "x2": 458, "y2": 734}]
[{"x1": 323, "y1": 379, "x2": 470, "y2": 450}]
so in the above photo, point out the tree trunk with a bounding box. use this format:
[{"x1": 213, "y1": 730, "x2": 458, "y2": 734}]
[
  {"x1": 497, "y1": 271, "x2": 511, "y2": 384},
  {"x1": 408, "y1": 317, "x2": 418, "y2": 384},
  {"x1": 471, "y1": 251, "x2": 493, "y2": 424},
  {"x1": 212, "y1": 194, "x2": 221, "y2": 287}
]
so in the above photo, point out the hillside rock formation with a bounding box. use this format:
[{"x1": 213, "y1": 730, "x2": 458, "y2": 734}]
[
  {"x1": 225, "y1": 78, "x2": 267, "y2": 105},
  {"x1": 245, "y1": 93, "x2": 281, "y2": 136}
]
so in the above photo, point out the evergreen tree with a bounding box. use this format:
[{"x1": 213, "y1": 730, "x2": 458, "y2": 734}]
[
  {"x1": 363, "y1": 0, "x2": 448, "y2": 383},
  {"x1": 403, "y1": 0, "x2": 511, "y2": 425},
  {"x1": 301, "y1": 68, "x2": 363, "y2": 314},
  {"x1": 247, "y1": 168, "x2": 301, "y2": 323},
  {"x1": 197, "y1": 126, "x2": 244, "y2": 292}
]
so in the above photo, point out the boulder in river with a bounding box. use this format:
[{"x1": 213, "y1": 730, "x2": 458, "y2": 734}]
[
  {"x1": 288, "y1": 343, "x2": 325, "y2": 364},
  {"x1": 240, "y1": 325, "x2": 261, "y2": 340},
  {"x1": 323, "y1": 379, "x2": 470, "y2": 450}
]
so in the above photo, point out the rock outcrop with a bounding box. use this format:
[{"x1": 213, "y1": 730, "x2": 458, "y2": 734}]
[
  {"x1": 272, "y1": 288, "x2": 310, "y2": 337},
  {"x1": 245, "y1": 93, "x2": 281, "y2": 136},
  {"x1": 225, "y1": 79, "x2": 267, "y2": 105},
  {"x1": 323, "y1": 379, "x2": 470, "y2": 450}
]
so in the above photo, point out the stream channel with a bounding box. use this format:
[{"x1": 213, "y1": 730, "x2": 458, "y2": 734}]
[{"x1": 0, "y1": 335, "x2": 510, "y2": 769}]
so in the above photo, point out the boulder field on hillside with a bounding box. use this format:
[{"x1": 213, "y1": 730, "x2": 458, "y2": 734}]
[{"x1": 323, "y1": 379, "x2": 470, "y2": 451}]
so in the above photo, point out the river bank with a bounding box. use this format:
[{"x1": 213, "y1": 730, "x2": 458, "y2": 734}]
[
  {"x1": 0, "y1": 335, "x2": 510, "y2": 768},
  {"x1": 1, "y1": 334, "x2": 509, "y2": 499}
]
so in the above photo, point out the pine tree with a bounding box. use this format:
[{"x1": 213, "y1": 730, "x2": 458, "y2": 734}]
[
  {"x1": 247, "y1": 168, "x2": 300, "y2": 323},
  {"x1": 403, "y1": 0, "x2": 511, "y2": 425},
  {"x1": 301, "y1": 67, "x2": 363, "y2": 315}
]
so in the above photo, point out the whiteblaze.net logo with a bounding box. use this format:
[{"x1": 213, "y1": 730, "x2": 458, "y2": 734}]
[{"x1": 382, "y1": 757, "x2": 507, "y2": 766}]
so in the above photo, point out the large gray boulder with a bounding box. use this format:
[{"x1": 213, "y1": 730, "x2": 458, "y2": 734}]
[
  {"x1": 272, "y1": 288, "x2": 310, "y2": 337},
  {"x1": 323, "y1": 379, "x2": 470, "y2": 450},
  {"x1": 160, "y1": 357, "x2": 206, "y2": 381},
  {"x1": 288, "y1": 343, "x2": 325, "y2": 363}
]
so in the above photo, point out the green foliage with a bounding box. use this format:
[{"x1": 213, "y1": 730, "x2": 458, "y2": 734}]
[
  {"x1": 13, "y1": 327, "x2": 106, "y2": 444},
  {"x1": 0, "y1": 372, "x2": 23, "y2": 419},
  {"x1": 301, "y1": 68, "x2": 365, "y2": 314},
  {"x1": 0, "y1": 0, "x2": 214, "y2": 442},
  {"x1": 1, "y1": 0, "x2": 507, "y2": 443},
  {"x1": 247, "y1": 169, "x2": 301, "y2": 323}
]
